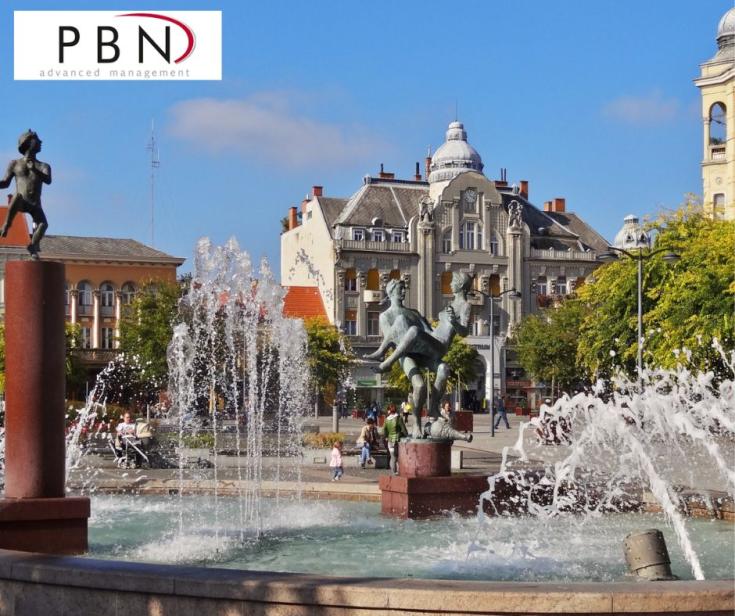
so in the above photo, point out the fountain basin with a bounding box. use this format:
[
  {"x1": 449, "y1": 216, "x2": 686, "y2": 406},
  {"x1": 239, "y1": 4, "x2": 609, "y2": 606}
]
[{"x1": 0, "y1": 549, "x2": 732, "y2": 615}]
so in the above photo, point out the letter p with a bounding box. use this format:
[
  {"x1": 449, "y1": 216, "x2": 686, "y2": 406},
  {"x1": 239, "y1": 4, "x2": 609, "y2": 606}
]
[{"x1": 58, "y1": 26, "x2": 80, "y2": 63}]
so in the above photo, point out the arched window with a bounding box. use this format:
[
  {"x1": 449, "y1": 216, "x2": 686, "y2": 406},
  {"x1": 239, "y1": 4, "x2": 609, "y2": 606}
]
[
  {"x1": 389, "y1": 269, "x2": 401, "y2": 280},
  {"x1": 442, "y1": 230, "x2": 452, "y2": 254},
  {"x1": 77, "y1": 281, "x2": 92, "y2": 315},
  {"x1": 344, "y1": 268, "x2": 357, "y2": 292},
  {"x1": 710, "y1": 102, "x2": 727, "y2": 146},
  {"x1": 441, "y1": 271, "x2": 453, "y2": 295},
  {"x1": 121, "y1": 282, "x2": 136, "y2": 305},
  {"x1": 366, "y1": 269, "x2": 379, "y2": 291},
  {"x1": 100, "y1": 282, "x2": 115, "y2": 306},
  {"x1": 459, "y1": 221, "x2": 483, "y2": 250},
  {"x1": 489, "y1": 233, "x2": 499, "y2": 256},
  {"x1": 713, "y1": 193, "x2": 726, "y2": 218}
]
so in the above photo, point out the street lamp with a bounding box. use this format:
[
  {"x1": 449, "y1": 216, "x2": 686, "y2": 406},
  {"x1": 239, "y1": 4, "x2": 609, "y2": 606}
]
[
  {"x1": 473, "y1": 288, "x2": 522, "y2": 437},
  {"x1": 597, "y1": 246, "x2": 679, "y2": 379}
]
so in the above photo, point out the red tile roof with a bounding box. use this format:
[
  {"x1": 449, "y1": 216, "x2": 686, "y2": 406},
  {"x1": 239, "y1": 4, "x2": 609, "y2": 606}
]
[
  {"x1": 283, "y1": 286, "x2": 327, "y2": 320},
  {"x1": 0, "y1": 201, "x2": 31, "y2": 247}
]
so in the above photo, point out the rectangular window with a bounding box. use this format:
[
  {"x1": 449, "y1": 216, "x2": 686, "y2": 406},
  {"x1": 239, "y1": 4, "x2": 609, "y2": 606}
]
[
  {"x1": 489, "y1": 236, "x2": 499, "y2": 256},
  {"x1": 442, "y1": 233, "x2": 452, "y2": 254},
  {"x1": 81, "y1": 327, "x2": 92, "y2": 349},
  {"x1": 344, "y1": 310, "x2": 357, "y2": 335},
  {"x1": 391, "y1": 231, "x2": 404, "y2": 243},
  {"x1": 554, "y1": 279, "x2": 567, "y2": 295},
  {"x1": 372, "y1": 229, "x2": 384, "y2": 242},
  {"x1": 101, "y1": 327, "x2": 114, "y2": 350},
  {"x1": 535, "y1": 280, "x2": 547, "y2": 295},
  {"x1": 344, "y1": 277, "x2": 357, "y2": 292},
  {"x1": 367, "y1": 311, "x2": 380, "y2": 336},
  {"x1": 352, "y1": 228, "x2": 365, "y2": 241}
]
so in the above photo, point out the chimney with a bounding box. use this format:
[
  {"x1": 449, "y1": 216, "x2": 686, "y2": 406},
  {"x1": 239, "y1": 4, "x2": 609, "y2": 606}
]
[
  {"x1": 425, "y1": 155, "x2": 432, "y2": 180},
  {"x1": 414, "y1": 162, "x2": 422, "y2": 181},
  {"x1": 552, "y1": 197, "x2": 566, "y2": 212},
  {"x1": 519, "y1": 180, "x2": 529, "y2": 199},
  {"x1": 544, "y1": 201, "x2": 552, "y2": 212},
  {"x1": 311, "y1": 185, "x2": 323, "y2": 197},
  {"x1": 378, "y1": 163, "x2": 395, "y2": 179},
  {"x1": 288, "y1": 206, "x2": 298, "y2": 230}
]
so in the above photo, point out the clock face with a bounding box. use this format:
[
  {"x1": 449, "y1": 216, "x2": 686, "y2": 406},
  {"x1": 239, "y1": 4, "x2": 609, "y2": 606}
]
[{"x1": 464, "y1": 189, "x2": 477, "y2": 205}]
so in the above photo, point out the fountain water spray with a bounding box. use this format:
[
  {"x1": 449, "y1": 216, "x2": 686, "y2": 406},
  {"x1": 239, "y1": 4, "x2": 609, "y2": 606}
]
[{"x1": 480, "y1": 343, "x2": 734, "y2": 581}]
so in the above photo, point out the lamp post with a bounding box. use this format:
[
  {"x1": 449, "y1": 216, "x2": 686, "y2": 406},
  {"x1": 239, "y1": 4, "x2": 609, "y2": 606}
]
[
  {"x1": 597, "y1": 246, "x2": 679, "y2": 380},
  {"x1": 474, "y1": 288, "x2": 521, "y2": 437}
]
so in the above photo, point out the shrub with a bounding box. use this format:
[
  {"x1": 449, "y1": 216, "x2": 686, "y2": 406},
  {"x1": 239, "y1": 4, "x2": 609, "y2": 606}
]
[
  {"x1": 302, "y1": 432, "x2": 345, "y2": 449},
  {"x1": 180, "y1": 433, "x2": 215, "y2": 449}
]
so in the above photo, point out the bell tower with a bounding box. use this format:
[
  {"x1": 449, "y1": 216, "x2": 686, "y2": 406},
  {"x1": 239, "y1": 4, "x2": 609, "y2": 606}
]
[{"x1": 695, "y1": 8, "x2": 735, "y2": 220}]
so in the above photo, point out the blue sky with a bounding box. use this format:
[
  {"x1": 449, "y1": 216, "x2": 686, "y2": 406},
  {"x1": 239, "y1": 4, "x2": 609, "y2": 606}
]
[{"x1": 0, "y1": 0, "x2": 731, "y2": 273}]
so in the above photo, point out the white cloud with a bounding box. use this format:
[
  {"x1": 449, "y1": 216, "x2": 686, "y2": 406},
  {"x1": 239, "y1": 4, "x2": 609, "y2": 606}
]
[
  {"x1": 602, "y1": 90, "x2": 680, "y2": 125},
  {"x1": 167, "y1": 94, "x2": 389, "y2": 169}
]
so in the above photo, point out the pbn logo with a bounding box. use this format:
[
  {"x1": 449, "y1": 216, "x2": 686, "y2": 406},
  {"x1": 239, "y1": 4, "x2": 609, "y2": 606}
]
[
  {"x1": 14, "y1": 11, "x2": 221, "y2": 80},
  {"x1": 58, "y1": 13, "x2": 195, "y2": 64}
]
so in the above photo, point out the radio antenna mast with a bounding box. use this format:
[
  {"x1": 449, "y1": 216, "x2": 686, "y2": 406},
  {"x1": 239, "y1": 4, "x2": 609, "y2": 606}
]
[{"x1": 146, "y1": 120, "x2": 160, "y2": 247}]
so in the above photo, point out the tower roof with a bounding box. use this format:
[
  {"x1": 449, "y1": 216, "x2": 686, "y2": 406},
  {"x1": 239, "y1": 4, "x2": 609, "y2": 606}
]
[
  {"x1": 717, "y1": 7, "x2": 735, "y2": 44},
  {"x1": 428, "y1": 121, "x2": 484, "y2": 183}
]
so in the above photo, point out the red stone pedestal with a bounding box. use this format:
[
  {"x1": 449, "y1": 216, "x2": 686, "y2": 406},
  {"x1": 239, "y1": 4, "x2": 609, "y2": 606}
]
[
  {"x1": 380, "y1": 474, "x2": 488, "y2": 519},
  {"x1": 381, "y1": 440, "x2": 487, "y2": 518},
  {"x1": 0, "y1": 261, "x2": 90, "y2": 555},
  {"x1": 0, "y1": 497, "x2": 90, "y2": 554}
]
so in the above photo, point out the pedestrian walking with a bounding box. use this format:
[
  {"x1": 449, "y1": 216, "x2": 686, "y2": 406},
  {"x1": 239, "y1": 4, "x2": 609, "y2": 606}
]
[
  {"x1": 329, "y1": 440, "x2": 344, "y2": 481},
  {"x1": 357, "y1": 417, "x2": 378, "y2": 469},
  {"x1": 493, "y1": 397, "x2": 510, "y2": 430},
  {"x1": 384, "y1": 404, "x2": 408, "y2": 475}
]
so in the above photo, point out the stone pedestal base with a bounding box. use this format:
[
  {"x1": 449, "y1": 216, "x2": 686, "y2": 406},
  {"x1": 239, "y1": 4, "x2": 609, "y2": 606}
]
[
  {"x1": 398, "y1": 440, "x2": 451, "y2": 477},
  {"x1": 0, "y1": 497, "x2": 90, "y2": 554},
  {"x1": 380, "y1": 475, "x2": 488, "y2": 519}
]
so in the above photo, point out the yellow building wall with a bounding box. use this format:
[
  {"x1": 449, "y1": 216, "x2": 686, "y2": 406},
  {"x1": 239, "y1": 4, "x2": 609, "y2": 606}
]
[{"x1": 698, "y1": 65, "x2": 735, "y2": 220}]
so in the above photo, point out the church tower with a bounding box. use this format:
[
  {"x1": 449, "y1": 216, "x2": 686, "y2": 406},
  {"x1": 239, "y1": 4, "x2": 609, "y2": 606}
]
[{"x1": 695, "y1": 7, "x2": 735, "y2": 220}]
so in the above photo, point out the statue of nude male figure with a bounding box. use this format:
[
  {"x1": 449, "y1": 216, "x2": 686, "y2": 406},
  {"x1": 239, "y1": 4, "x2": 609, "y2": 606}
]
[{"x1": 0, "y1": 130, "x2": 51, "y2": 259}]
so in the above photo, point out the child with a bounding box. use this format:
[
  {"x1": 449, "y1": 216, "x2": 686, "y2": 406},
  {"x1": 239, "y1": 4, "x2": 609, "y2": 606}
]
[{"x1": 329, "y1": 440, "x2": 344, "y2": 481}]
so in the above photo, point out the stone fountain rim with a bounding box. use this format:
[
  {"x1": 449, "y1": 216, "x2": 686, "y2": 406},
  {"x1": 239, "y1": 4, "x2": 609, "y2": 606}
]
[{"x1": 0, "y1": 549, "x2": 732, "y2": 614}]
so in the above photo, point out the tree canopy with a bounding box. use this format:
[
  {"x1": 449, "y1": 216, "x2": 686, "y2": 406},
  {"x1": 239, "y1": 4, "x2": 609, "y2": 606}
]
[
  {"x1": 117, "y1": 278, "x2": 182, "y2": 397},
  {"x1": 514, "y1": 202, "x2": 735, "y2": 384},
  {"x1": 304, "y1": 316, "x2": 352, "y2": 395}
]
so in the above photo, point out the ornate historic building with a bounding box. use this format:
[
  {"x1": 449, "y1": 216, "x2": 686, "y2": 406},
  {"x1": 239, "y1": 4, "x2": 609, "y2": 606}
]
[
  {"x1": 281, "y1": 121, "x2": 609, "y2": 409},
  {"x1": 0, "y1": 199, "x2": 184, "y2": 381},
  {"x1": 695, "y1": 7, "x2": 735, "y2": 220}
]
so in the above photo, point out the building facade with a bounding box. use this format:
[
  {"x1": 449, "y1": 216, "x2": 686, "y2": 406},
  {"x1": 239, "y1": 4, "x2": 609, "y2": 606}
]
[
  {"x1": 696, "y1": 7, "x2": 735, "y2": 221},
  {"x1": 281, "y1": 121, "x2": 609, "y2": 409},
  {"x1": 0, "y1": 202, "x2": 184, "y2": 378}
]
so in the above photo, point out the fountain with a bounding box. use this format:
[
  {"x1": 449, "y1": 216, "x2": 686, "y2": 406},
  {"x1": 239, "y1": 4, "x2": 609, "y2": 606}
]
[{"x1": 0, "y1": 240, "x2": 732, "y2": 615}]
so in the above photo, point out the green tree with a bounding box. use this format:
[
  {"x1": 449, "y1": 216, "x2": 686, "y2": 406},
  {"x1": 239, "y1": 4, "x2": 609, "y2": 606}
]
[
  {"x1": 577, "y1": 203, "x2": 735, "y2": 378},
  {"x1": 118, "y1": 279, "x2": 182, "y2": 393},
  {"x1": 304, "y1": 317, "x2": 352, "y2": 415},
  {"x1": 514, "y1": 298, "x2": 587, "y2": 395}
]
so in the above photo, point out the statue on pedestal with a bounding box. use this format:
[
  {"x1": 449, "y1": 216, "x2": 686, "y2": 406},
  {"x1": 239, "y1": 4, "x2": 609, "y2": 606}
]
[
  {"x1": 364, "y1": 272, "x2": 473, "y2": 439},
  {"x1": 0, "y1": 130, "x2": 51, "y2": 259}
]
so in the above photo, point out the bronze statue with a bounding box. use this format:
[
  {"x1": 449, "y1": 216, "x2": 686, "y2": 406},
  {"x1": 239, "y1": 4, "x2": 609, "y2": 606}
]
[
  {"x1": 0, "y1": 130, "x2": 51, "y2": 259},
  {"x1": 364, "y1": 272, "x2": 473, "y2": 438}
]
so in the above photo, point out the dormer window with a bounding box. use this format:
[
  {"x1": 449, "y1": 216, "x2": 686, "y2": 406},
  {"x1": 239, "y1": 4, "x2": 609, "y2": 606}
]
[
  {"x1": 391, "y1": 230, "x2": 404, "y2": 243},
  {"x1": 352, "y1": 228, "x2": 365, "y2": 241},
  {"x1": 372, "y1": 229, "x2": 384, "y2": 242}
]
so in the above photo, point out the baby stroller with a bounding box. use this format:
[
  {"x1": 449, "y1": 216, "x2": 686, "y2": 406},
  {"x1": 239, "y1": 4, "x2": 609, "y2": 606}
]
[{"x1": 109, "y1": 420, "x2": 154, "y2": 468}]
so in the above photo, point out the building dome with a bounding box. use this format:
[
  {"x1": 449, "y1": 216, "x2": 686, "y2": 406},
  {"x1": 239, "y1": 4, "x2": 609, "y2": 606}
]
[
  {"x1": 613, "y1": 214, "x2": 650, "y2": 250},
  {"x1": 428, "y1": 121, "x2": 484, "y2": 183},
  {"x1": 717, "y1": 7, "x2": 735, "y2": 44}
]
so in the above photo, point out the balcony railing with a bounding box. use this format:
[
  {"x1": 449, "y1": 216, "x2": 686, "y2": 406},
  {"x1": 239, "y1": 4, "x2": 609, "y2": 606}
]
[
  {"x1": 338, "y1": 239, "x2": 411, "y2": 253},
  {"x1": 530, "y1": 248, "x2": 596, "y2": 261},
  {"x1": 71, "y1": 348, "x2": 120, "y2": 365},
  {"x1": 710, "y1": 145, "x2": 726, "y2": 161},
  {"x1": 77, "y1": 304, "x2": 93, "y2": 316}
]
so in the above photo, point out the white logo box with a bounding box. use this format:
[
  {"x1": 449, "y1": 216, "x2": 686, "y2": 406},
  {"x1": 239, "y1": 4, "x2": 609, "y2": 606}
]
[{"x1": 14, "y1": 10, "x2": 221, "y2": 80}]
